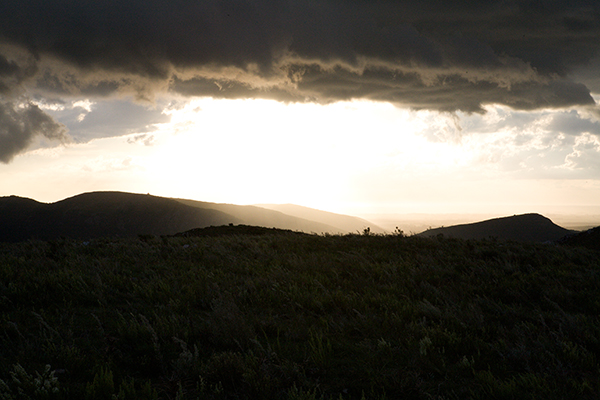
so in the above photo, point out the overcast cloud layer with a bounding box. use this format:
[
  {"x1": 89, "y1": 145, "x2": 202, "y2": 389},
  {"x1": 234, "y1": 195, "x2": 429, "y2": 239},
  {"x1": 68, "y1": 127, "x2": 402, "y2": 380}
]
[{"x1": 1, "y1": 0, "x2": 599, "y2": 162}]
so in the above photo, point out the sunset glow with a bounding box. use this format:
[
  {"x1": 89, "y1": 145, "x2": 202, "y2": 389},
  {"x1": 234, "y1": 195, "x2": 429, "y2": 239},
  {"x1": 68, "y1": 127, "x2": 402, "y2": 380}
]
[
  {"x1": 2, "y1": 97, "x2": 599, "y2": 221},
  {"x1": 1, "y1": 0, "x2": 599, "y2": 226}
]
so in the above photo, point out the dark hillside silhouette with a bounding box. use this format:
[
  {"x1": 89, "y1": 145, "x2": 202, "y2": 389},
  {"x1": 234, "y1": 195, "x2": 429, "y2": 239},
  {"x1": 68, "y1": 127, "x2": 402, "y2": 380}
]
[
  {"x1": 0, "y1": 192, "x2": 239, "y2": 241},
  {"x1": 174, "y1": 224, "x2": 308, "y2": 238},
  {"x1": 558, "y1": 226, "x2": 600, "y2": 251},
  {"x1": 0, "y1": 196, "x2": 48, "y2": 242},
  {"x1": 0, "y1": 191, "x2": 382, "y2": 242},
  {"x1": 418, "y1": 213, "x2": 575, "y2": 243}
]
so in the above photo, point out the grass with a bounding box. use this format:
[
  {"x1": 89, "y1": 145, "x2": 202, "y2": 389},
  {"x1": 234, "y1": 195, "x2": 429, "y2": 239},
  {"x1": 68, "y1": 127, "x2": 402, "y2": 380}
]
[{"x1": 0, "y1": 231, "x2": 599, "y2": 399}]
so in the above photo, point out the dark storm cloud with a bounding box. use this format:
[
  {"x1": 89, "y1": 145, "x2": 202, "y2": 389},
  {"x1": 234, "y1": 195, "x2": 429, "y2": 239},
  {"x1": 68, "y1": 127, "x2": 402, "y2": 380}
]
[
  {"x1": 0, "y1": 55, "x2": 19, "y2": 78},
  {"x1": 0, "y1": 101, "x2": 68, "y2": 163},
  {"x1": 1, "y1": 0, "x2": 598, "y2": 108},
  {"x1": 0, "y1": 51, "x2": 37, "y2": 94},
  {"x1": 0, "y1": 1, "x2": 598, "y2": 135}
]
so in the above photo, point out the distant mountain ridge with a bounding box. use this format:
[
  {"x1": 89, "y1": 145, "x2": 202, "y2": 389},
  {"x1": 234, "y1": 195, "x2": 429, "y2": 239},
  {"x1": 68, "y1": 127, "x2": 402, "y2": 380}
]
[
  {"x1": 255, "y1": 203, "x2": 386, "y2": 234},
  {"x1": 0, "y1": 192, "x2": 236, "y2": 242},
  {"x1": 417, "y1": 213, "x2": 576, "y2": 243},
  {"x1": 0, "y1": 191, "x2": 380, "y2": 242},
  {"x1": 171, "y1": 198, "x2": 346, "y2": 234}
]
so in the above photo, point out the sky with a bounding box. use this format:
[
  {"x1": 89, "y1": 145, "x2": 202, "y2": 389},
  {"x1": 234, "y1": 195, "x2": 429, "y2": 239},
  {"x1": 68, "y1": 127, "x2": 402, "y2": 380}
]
[{"x1": 1, "y1": 0, "x2": 600, "y2": 219}]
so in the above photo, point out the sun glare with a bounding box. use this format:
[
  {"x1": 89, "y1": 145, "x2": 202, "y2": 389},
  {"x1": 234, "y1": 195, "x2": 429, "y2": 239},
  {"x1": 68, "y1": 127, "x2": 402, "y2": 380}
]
[
  {"x1": 2, "y1": 95, "x2": 599, "y2": 219},
  {"x1": 14, "y1": 96, "x2": 597, "y2": 216},
  {"x1": 141, "y1": 98, "x2": 465, "y2": 210}
]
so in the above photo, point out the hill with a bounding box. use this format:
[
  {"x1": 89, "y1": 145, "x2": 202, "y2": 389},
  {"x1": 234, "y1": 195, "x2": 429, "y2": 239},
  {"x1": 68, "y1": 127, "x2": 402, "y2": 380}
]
[
  {"x1": 558, "y1": 226, "x2": 600, "y2": 251},
  {"x1": 255, "y1": 203, "x2": 386, "y2": 234},
  {"x1": 418, "y1": 213, "x2": 575, "y2": 242},
  {"x1": 0, "y1": 195, "x2": 47, "y2": 242},
  {"x1": 0, "y1": 192, "x2": 238, "y2": 241},
  {"x1": 0, "y1": 191, "x2": 375, "y2": 242},
  {"x1": 174, "y1": 224, "x2": 308, "y2": 238},
  {"x1": 172, "y1": 198, "x2": 348, "y2": 234}
]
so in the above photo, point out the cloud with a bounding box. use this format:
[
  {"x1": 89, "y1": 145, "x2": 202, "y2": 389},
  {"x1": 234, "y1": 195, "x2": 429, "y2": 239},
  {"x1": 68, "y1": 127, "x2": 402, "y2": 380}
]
[
  {"x1": 1, "y1": 0, "x2": 599, "y2": 163},
  {"x1": 0, "y1": 101, "x2": 69, "y2": 163},
  {"x1": 0, "y1": 0, "x2": 598, "y2": 111},
  {"x1": 565, "y1": 133, "x2": 600, "y2": 172},
  {"x1": 127, "y1": 134, "x2": 155, "y2": 146},
  {"x1": 548, "y1": 110, "x2": 600, "y2": 136},
  {"x1": 40, "y1": 99, "x2": 170, "y2": 143},
  {"x1": 0, "y1": 48, "x2": 38, "y2": 94},
  {"x1": 571, "y1": 57, "x2": 600, "y2": 94},
  {"x1": 414, "y1": 104, "x2": 600, "y2": 178}
]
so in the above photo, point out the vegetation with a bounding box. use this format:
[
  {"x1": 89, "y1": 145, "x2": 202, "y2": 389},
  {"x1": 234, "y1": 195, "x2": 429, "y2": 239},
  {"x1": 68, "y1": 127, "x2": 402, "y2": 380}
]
[
  {"x1": 1, "y1": 229, "x2": 599, "y2": 399},
  {"x1": 559, "y1": 226, "x2": 600, "y2": 252}
]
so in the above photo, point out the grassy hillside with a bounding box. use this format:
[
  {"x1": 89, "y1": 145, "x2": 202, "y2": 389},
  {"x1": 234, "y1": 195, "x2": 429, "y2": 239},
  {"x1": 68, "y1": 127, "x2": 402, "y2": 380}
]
[
  {"x1": 558, "y1": 226, "x2": 600, "y2": 251},
  {"x1": 1, "y1": 231, "x2": 599, "y2": 399}
]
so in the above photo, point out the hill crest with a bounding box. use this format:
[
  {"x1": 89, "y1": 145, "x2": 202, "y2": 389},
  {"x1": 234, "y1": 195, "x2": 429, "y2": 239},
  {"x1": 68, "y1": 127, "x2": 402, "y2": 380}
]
[{"x1": 418, "y1": 213, "x2": 575, "y2": 243}]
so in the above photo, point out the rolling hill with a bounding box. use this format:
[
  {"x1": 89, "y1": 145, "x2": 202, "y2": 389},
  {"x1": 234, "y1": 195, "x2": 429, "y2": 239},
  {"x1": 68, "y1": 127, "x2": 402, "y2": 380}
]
[
  {"x1": 0, "y1": 191, "x2": 376, "y2": 242},
  {"x1": 417, "y1": 213, "x2": 576, "y2": 242},
  {"x1": 172, "y1": 198, "x2": 357, "y2": 233},
  {"x1": 0, "y1": 192, "x2": 238, "y2": 242},
  {"x1": 255, "y1": 203, "x2": 386, "y2": 234}
]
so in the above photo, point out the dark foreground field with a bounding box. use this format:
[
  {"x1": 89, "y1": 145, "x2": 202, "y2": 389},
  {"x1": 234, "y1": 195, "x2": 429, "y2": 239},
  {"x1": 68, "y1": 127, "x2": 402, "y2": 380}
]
[{"x1": 1, "y1": 231, "x2": 599, "y2": 399}]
